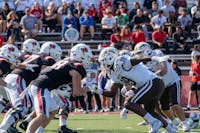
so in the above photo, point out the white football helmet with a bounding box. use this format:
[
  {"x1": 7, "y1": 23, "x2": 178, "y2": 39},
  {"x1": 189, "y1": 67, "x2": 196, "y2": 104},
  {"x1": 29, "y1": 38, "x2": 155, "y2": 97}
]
[
  {"x1": 22, "y1": 39, "x2": 40, "y2": 54},
  {"x1": 134, "y1": 42, "x2": 152, "y2": 57},
  {"x1": 70, "y1": 43, "x2": 92, "y2": 68},
  {"x1": 153, "y1": 49, "x2": 164, "y2": 57},
  {"x1": 40, "y1": 42, "x2": 62, "y2": 61},
  {"x1": 98, "y1": 47, "x2": 119, "y2": 71},
  {"x1": 119, "y1": 50, "x2": 132, "y2": 57},
  {"x1": 0, "y1": 44, "x2": 20, "y2": 65}
]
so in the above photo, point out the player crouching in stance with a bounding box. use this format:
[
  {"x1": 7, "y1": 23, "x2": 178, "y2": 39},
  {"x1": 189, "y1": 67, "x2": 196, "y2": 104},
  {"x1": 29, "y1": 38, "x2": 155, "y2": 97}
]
[
  {"x1": 25, "y1": 44, "x2": 92, "y2": 133},
  {"x1": 92, "y1": 47, "x2": 177, "y2": 133}
]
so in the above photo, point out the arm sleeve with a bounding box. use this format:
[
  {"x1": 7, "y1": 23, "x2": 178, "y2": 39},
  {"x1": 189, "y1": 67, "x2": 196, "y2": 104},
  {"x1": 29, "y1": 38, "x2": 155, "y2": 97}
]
[{"x1": 0, "y1": 60, "x2": 12, "y2": 75}]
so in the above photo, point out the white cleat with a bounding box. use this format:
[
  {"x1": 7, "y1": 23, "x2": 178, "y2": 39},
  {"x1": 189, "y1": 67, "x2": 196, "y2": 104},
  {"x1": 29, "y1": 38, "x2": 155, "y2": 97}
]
[
  {"x1": 182, "y1": 121, "x2": 190, "y2": 132},
  {"x1": 137, "y1": 121, "x2": 148, "y2": 126},
  {"x1": 0, "y1": 129, "x2": 7, "y2": 133},
  {"x1": 148, "y1": 120, "x2": 162, "y2": 133}
]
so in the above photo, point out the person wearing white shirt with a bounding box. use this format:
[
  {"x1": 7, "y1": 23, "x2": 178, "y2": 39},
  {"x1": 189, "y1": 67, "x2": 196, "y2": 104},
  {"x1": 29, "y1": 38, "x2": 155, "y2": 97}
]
[
  {"x1": 191, "y1": 0, "x2": 200, "y2": 29},
  {"x1": 15, "y1": 0, "x2": 29, "y2": 20},
  {"x1": 43, "y1": 0, "x2": 62, "y2": 8},
  {"x1": 151, "y1": 10, "x2": 167, "y2": 29},
  {"x1": 160, "y1": 0, "x2": 175, "y2": 17},
  {"x1": 158, "y1": 0, "x2": 173, "y2": 9}
]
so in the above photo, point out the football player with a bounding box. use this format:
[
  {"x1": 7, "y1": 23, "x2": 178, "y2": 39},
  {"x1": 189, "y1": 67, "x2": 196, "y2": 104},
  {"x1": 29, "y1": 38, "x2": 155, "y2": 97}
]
[{"x1": 25, "y1": 43, "x2": 92, "y2": 133}]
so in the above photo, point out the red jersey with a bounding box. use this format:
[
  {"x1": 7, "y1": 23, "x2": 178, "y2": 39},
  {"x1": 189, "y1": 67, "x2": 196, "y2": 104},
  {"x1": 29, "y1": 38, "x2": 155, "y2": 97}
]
[
  {"x1": 152, "y1": 31, "x2": 167, "y2": 43},
  {"x1": 0, "y1": 36, "x2": 4, "y2": 47},
  {"x1": 88, "y1": 8, "x2": 97, "y2": 19},
  {"x1": 132, "y1": 31, "x2": 146, "y2": 45},
  {"x1": 31, "y1": 8, "x2": 43, "y2": 19},
  {"x1": 191, "y1": 62, "x2": 200, "y2": 82}
]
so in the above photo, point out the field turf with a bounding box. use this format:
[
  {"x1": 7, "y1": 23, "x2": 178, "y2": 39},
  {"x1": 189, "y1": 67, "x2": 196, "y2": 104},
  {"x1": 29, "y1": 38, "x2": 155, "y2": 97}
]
[{"x1": 1, "y1": 113, "x2": 200, "y2": 133}]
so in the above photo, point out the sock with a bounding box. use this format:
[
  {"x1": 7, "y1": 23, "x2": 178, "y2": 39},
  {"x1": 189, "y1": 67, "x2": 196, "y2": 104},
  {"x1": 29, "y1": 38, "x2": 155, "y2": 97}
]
[
  {"x1": 24, "y1": 115, "x2": 32, "y2": 122},
  {"x1": 59, "y1": 118, "x2": 67, "y2": 127},
  {"x1": 172, "y1": 118, "x2": 180, "y2": 126},
  {"x1": 198, "y1": 104, "x2": 200, "y2": 108},
  {"x1": 143, "y1": 113, "x2": 157, "y2": 124},
  {"x1": 35, "y1": 126, "x2": 44, "y2": 133},
  {"x1": 26, "y1": 131, "x2": 32, "y2": 133},
  {"x1": 0, "y1": 114, "x2": 15, "y2": 130},
  {"x1": 187, "y1": 105, "x2": 191, "y2": 108}
]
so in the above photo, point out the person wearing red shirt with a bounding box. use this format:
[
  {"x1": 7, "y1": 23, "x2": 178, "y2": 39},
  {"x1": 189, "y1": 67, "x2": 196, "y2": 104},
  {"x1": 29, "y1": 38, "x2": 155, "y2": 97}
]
[
  {"x1": 99, "y1": 0, "x2": 112, "y2": 11},
  {"x1": 121, "y1": 26, "x2": 132, "y2": 50},
  {"x1": 187, "y1": 55, "x2": 200, "y2": 110},
  {"x1": 152, "y1": 25, "x2": 169, "y2": 53},
  {"x1": 110, "y1": 27, "x2": 122, "y2": 47},
  {"x1": 99, "y1": 0, "x2": 112, "y2": 21},
  {"x1": 132, "y1": 25, "x2": 146, "y2": 47},
  {"x1": 30, "y1": 2, "x2": 43, "y2": 32},
  {"x1": 88, "y1": 3, "x2": 98, "y2": 22}
]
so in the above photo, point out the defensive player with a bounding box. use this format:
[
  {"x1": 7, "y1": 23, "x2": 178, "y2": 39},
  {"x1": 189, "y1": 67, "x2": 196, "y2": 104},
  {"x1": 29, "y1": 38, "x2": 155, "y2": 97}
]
[{"x1": 25, "y1": 43, "x2": 92, "y2": 133}]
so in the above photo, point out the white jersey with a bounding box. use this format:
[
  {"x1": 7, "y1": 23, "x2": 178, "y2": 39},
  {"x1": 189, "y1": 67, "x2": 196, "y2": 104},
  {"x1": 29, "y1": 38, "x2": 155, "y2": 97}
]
[
  {"x1": 162, "y1": 61, "x2": 180, "y2": 87},
  {"x1": 108, "y1": 56, "x2": 157, "y2": 89}
]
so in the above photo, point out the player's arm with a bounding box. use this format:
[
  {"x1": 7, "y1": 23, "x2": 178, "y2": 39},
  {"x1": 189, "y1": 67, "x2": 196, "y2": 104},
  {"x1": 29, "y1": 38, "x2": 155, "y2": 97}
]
[
  {"x1": 0, "y1": 69, "x2": 14, "y2": 88},
  {"x1": 130, "y1": 57, "x2": 151, "y2": 66},
  {"x1": 70, "y1": 70, "x2": 85, "y2": 96},
  {"x1": 155, "y1": 61, "x2": 168, "y2": 76}
]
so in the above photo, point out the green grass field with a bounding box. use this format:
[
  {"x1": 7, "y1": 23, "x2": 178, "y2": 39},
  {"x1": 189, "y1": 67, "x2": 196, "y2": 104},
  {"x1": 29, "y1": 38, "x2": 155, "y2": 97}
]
[{"x1": 1, "y1": 113, "x2": 200, "y2": 133}]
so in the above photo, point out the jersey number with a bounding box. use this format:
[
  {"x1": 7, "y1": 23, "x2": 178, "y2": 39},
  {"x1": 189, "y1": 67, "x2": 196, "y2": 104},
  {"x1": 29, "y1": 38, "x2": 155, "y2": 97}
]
[
  {"x1": 51, "y1": 60, "x2": 69, "y2": 69},
  {"x1": 119, "y1": 76, "x2": 136, "y2": 86}
]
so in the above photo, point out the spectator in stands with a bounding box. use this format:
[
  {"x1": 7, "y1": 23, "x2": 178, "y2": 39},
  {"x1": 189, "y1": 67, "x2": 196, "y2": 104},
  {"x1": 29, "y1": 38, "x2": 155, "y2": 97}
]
[
  {"x1": 113, "y1": 0, "x2": 127, "y2": 11},
  {"x1": 99, "y1": 0, "x2": 112, "y2": 21},
  {"x1": 143, "y1": 0, "x2": 156, "y2": 10},
  {"x1": 177, "y1": 8, "x2": 192, "y2": 37},
  {"x1": 61, "y1": 12, "x2": 77, "y2": 41},
  {"x1": 110, "y1": 27, "x2": 122, "y2": 46},
  {"x1": 99, "y1": 0, "x2": 112, "y2": 11},
  {"x1": 152, "y1": 25, "x2": 169, "y2": 54},
  {"x1": 191, "y1": 0, "x2": 200, "y2": 29},
  {"x1": 151, "y1": 10, "x2": 167, "y2": 29},
  {"x1": 121, "y1": 26, "x2": 132, "y2": 50},
  {"x1": 79, "y1": 10, "x2": 94, "y2": 40},
  {"x1": 0, "y1": 10, "x2": 7, "y2": 34},
  {"x1": 167, "y1": 11, "x2": 178, "y2": 38},
  {"x1": 7, "y1": 35, "x2": 16, "y2": 45},
  {"x1": 118, "y1": 4, "x2": 128, "y2": 14},
  {"x1": 149, "y1": 1, "x2": 158, "y2": 18},
  {"x1": 43, "y1": 0, "x2": 61, "y2": 9},
  {"x1": 115, "y1": 10, "x2": 128, "y2": 28},
  {"x1": 0, "y1": 34, "x2": 4, "y2": 47},
  {"x1": 161, "y1": 0, "x2": 175, "y2": 17},
  {"x1": 172, "y1": 27, "x2": 190, "y2": 54},
  {"x1": 57, "y1": 1, "x2": 70, "y2": 29},
  {"x1": 0, "y1": 0, "x2": 15, "y2": 10},
  {"x1": 173, "y1": 0, "x2": 187, "y2": 17},
  {"x1": 187, "y1": 53, "x2": 200, "y2": 110},
  {"x1": 88, "y1": 3, "x2": 98, "y2": 23},
  {"x1": 29, "y1": 0, "x2": 43, "y2": 8},
  {"x1": 31, "y1": 2, "x2": 43, "y2": 32},
  {"x1": 101, "y1": 10, "x2": 116, "y2": 40},
  {"x1": 15, "y1": 0, "x2": 28, "y2": 21},
  {"x1": 132, "y1": 9, "x2": 149, "y2": 39},
  {"x1": 20, "y1": 8, "x2": 38, "y2": 39},
  {"x1": 6, "y1": 11, "x2": 21, "y2": 41},
  {"x1": 158, "y1": 0, "x2": 173, "y2": 9},
  {"x1": 81, "y1": 0, "x2": 95, "y2": 10},
  {"x1": 132, "y1": 25, "x2": 146, "y2": 46},
  {"x1": 44, "y1": 2, "x2": 58, "y2": 33},
  {"x1": 73, "y1": 2, "x2": 84, "y2": 31},
  {"x1": 2, "y1": 2, "x2": 11, "y2": 20},
  {"x1": 129, "y1": 2, "x2": 141, "y2": 22}
]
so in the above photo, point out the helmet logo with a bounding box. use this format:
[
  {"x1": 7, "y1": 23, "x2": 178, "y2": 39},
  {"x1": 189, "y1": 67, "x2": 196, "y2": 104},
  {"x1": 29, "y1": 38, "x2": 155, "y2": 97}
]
[
  {"x1": 50, "y1": 44, "x2": 55, "y2": 49},
  {"x1": 81, "y1": 48, "x2": 88, "y2": 53},
  {"x1": 8, "y1": 47, "x2": 14, "y2": 52},
  {"x1": 32, "y1": 42, "x2": 37, "y2": 47}
]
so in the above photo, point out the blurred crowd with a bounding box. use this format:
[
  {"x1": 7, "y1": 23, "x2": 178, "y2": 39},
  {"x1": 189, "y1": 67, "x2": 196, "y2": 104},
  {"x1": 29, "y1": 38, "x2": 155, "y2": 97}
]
[{"x1": 0, "y1": 0, "x2": 199, "y2": 54}]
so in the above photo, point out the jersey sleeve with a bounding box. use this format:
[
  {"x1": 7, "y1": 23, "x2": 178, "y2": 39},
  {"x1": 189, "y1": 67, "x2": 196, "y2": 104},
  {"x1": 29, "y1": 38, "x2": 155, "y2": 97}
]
[{"x1": 0, "y1": 60, "x2": 12, "y2": 75}]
